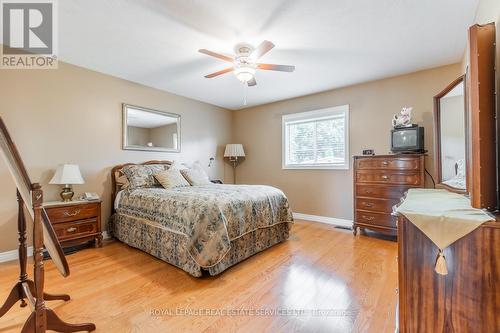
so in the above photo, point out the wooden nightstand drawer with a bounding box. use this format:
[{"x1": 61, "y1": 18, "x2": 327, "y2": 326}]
[
  {"x1": 45, "y1": 203, "x2": 99, "y2": 223},
  {"x1": 53, "y1": 218, "x2": 98, "y2": 241},
  {"x1": 43, "y1": 200, "x2": 102, "y2": 248}
]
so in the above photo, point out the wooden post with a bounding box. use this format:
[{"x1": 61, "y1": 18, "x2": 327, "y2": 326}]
[
  {"x1": 32, "y1": 183, "x2": 46, "y2": 333},
  {"x1": 17, "y1": 190, "x2": 28, "y2": 307}
]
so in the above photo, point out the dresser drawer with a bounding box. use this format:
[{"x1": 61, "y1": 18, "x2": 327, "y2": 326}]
[
  {"x1": 45, "y1": 203, "x2": 99, "y2": 223},
  {"x1": 355, "y1": 157, "x2": 421, "y2": 170},
  {"x1": 355, "y1": 197, "x2": 399, "y2": 214},
  {"x1": 53, "y1": 218, "x2": 98, "y2": 240},
  {"x1": 355, "y1": 211, "x2": 396, "y2": 228},
  {"x1": 356, "y1": 184, "x2": 408, "y2": 199},
  {"x1": 356, "y1": 170, "x2": 423, "y2": 186}
]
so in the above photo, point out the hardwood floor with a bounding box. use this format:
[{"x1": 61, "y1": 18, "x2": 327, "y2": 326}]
[{"x1": 0, "y1": 221, "x2": 398, "y2": 333}]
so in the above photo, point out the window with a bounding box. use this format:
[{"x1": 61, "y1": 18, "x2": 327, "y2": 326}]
[{"x1": 282, "y1": 105, "x2": 349, "y2": 169}]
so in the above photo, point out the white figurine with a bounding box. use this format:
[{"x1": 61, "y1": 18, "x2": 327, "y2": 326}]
[{"x1": 392, "y1": 107, "x2": 413, "y2": 127}]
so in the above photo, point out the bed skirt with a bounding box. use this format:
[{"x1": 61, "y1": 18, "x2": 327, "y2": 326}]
[{"x1": 110, "y1": 213, "x2": 291, "y2": 277}]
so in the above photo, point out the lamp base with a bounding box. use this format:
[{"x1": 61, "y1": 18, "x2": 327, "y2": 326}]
[
  {"x1": 60, "y1": 185, "x2": 74, "y2": 202},
  {"x1": 229, "y1": 157, "x2": 239, "y2": 184}
]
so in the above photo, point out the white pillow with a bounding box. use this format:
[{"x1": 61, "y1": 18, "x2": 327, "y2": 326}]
[{"x1": 180, "y1": 168, "x2": 211, "y2": 186}]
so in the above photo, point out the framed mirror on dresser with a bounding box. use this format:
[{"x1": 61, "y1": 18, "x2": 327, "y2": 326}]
[{"x1": 433, "y1": 75, "x2": 468, "y2": 194}]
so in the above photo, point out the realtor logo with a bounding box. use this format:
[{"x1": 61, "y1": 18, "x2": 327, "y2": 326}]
[{"x1": 1, "y1": 0, "x2": 57, "y2": 69}]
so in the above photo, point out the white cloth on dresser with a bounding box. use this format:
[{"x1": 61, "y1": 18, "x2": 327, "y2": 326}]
[
  {"x1": 396, "y1": 189, "x2": 493, "y2": 249},
  {"x1": 395, "y1": 189, "x2": 494, "y2": 274}
]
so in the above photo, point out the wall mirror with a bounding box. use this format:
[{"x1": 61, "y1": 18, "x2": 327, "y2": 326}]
[
  {"x1": 433, "y1": 75, "x2": 468, "y2": 194},
  {"x1": 123, "y1": 104, "x2": 181, "y2": 152}
]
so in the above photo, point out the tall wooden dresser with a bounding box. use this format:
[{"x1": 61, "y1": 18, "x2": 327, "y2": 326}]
[{"x1": 353, "y1": 154, "x2": 425, "y2": 235}]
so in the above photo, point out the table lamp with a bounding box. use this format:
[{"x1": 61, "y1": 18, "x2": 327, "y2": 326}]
[
  {"x1": 49, "y1": 164, "x2": 85, "y2": 202},
  {"x1": 224, "y1": 144, "x2": 245, "y2": 184}
]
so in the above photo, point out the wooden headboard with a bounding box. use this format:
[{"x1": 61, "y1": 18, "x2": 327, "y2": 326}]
[{"x1": 111, "y1": 160, "x2": 172, "y2": 213}]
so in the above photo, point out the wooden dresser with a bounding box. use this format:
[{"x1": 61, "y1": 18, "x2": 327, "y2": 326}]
[
  {"x1": 353, "y1": 154, "x2": 425, "y2": 235},
  {"x1": 44, "y1": 200, "x2": 102, "y2": 248}
]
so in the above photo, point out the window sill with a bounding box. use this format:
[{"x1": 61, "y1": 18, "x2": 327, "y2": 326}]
[{"x1": 282, "y1": 165, "x2": 349, "y2": 170}]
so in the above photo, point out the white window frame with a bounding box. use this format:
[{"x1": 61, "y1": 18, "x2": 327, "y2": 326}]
[{"x1": 282, "y1": 105, "x2": 350, "y2": 170}]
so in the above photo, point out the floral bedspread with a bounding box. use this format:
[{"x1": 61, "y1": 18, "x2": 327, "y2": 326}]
[{"x1": 115, "y1": 184, "x2": 293, "y2": 268}]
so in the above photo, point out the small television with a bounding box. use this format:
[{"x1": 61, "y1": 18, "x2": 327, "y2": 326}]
[{"x1": 391, "y1": 126, "x2": 424, "y2": 153}]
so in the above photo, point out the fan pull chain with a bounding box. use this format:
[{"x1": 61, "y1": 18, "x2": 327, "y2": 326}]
[{"x1": 243, "y1": 82, "x2": 248, "y2": 106}]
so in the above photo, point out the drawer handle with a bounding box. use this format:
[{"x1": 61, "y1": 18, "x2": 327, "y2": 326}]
[
  {"x1": 381, "y1": 175, "x2": 389, "y2": 180},
  {"x1": 361, "y1": 215, "x2": 375, "y2": 221},
  {"x1": 64, "y1": 209, "x2": 80, "y2": 217},
  {"x1": 381, "y1": 161, "x2": 389, "y2": 166},
  {"x1": 66, "y1": 227, "x2": 77, "y2": 233},
  {"x1": 362, "y1": 202, "x2": 374, "y2": 207},
  {"x1": 364, "y1": 190, "x2": 373, "y2": 194}
]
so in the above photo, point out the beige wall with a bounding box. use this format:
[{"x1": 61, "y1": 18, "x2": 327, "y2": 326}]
[
  {"x1": 233, "y1": 64, "x2": 462, "y2": 220},
  {"x1": 0, "y1": 62, "x2": 233, "y2": 252}
]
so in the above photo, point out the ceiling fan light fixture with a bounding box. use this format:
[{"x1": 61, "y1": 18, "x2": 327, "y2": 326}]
[
  {"x1": 234, "y1": 65, "x2": 255, "y2": 83},
  {"x1": 199, "y1": 40, "x2": 294, "y2": 86}
]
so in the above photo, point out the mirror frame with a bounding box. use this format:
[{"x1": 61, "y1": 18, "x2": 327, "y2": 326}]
[
  {"x1": 122, "y1": 103, "x2": 181, "y2": 153},
  {"x1": 433, "y1": 75, "x2": 469, "y2": 194}
]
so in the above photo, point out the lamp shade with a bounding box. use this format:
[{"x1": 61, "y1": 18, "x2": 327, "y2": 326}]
[
  {"x1": 49, "y1": 164, "x2": 85, "y2": 185},
  {"x1": 224, "y1": 144, "x2": 245, "y2": 157}
]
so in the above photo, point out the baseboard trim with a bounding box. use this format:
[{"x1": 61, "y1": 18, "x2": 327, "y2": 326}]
[
  {"x1": 0, "y1": 246, "x2": 33, "y2": 263},
  {"x1": 293, "y1": 212, "x2": 352, "y2": 229}
]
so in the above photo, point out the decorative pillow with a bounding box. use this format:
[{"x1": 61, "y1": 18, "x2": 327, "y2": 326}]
[
  {"x1": 154, "y1": 169, "x2": 190, "y2": 189},
  {"x1": 180, "y1": 168, "x2": 212, "y2": 186},
  {"x1": 115, "y1": 173, "x2": 129, "y2": 190},
  {"x1": 121, "y1": 164, "x2": 168, "y2": 189}
]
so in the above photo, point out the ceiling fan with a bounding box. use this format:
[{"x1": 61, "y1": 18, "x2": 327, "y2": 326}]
[{"x1": 199, "y1": 40, "x2": 295, "y2": 86}]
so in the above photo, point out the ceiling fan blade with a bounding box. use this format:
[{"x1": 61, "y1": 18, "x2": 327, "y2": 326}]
[
  {"x1": 251, "y1": 40, "x2": 275, "y2": 59},
  {"x1": 247, "y1": 77, "x2": 257, "y2": 86},
  {"x1": 198, "y1": 49, "x2": 234, "y2": 62},
  {"x1": 204, "y1": 67, "x2": 233, "y2": 78},
  {"x1": 257, "y1": 63, "x2": 295, "y2": 72}
]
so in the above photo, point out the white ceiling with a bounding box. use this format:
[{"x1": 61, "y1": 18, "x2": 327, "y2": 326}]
[{"x1": 58, "y1": 0, "x2": 479, "y2": 110}]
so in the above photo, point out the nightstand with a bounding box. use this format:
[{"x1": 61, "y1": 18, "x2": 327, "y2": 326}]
[{"x1": 43, "y1": 200, "x2": 103, "y2": 248}]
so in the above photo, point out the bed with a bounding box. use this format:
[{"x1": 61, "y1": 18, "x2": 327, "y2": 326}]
[{"x1": 109, "y1": 161, "x2": 293, "y2": 277}]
